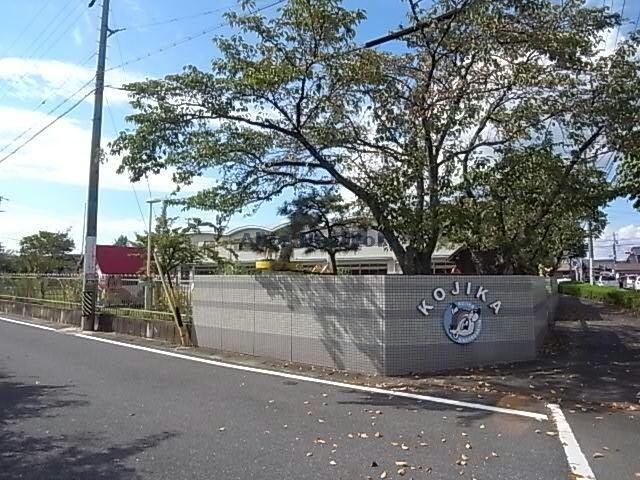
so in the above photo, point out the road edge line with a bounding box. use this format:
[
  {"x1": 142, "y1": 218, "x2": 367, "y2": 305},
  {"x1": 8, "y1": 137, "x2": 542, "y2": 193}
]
[
  {"x1": 0, "y1": 315, "x2": 58, "y2": 332},
  {"x1": 0, "y1": 315, "x2": 549, "y2": 421},
  {"x1": 73, "y1": 332, "x2": 549, "y2": 421},
  {"x1": 547, "y1": 403, "x2": 596, "y2": 480}
]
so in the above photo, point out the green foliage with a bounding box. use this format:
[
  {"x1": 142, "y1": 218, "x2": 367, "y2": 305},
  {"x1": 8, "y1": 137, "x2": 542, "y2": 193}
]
[
  {"x1": 18, "y1": 231, "x2": 76, "y2": 273},
  {"x1": 0, "y1": 244, "x2": 17, "y2": 273},
  {"x1": 113, "y1": 235, "x2": 130, "y2": 246},
  {"x1": 112, "y1": 0, "x2": 639, "y2": 274},
  {"x1": 451, "y1": 146, "x2": 611, "y2": 274},
  {"x1": 559, "y1": 282, "x2": 640, "y2": 312},
  {"x1": 135, "y1": 205, "x2": 232, "y2": 285},
  {"x1": 279, "y1": 188, "x2": 363, "y2": 273},
  {"x1": 0, "y1": 276, "x2": 82, "y2": 303}
]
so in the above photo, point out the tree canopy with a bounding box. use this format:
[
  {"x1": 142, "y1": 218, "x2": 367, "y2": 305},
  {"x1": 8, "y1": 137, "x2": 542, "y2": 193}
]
[
  {"x1": 134, "y1": 205, "x2": 230, "y2": 286},
  {"x1": 279, "y1": 188, "x2": 362, "y2": 273},
  {"x1": 113, "y1": 235, "x2": 130, "y2": 247},
  {"x1": 19, "y1": 230, "x2": 76, "y2": 273},
  {"x1": 113, "y1": 0, "x2": 640, "y2": 274}
]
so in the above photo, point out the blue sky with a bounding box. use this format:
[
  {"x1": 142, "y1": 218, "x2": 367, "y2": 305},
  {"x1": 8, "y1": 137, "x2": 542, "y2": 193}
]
[{"x1": 0, "y1": 0, "x2": 638, "y2": 259}]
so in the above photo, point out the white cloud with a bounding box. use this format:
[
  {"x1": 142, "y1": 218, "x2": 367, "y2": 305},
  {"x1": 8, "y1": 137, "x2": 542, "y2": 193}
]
[
  {"x1": 0, "y1": 57, "x2": 142, "y2": 106},
  {"x1": 0, "y1": 105, "x2": 217, "y2": 193},
  {"x1": 594, "y1": 223, "x2": 640, "y2": 259},
  {"x1": 0, "y1": 202, "x2": 144, "y2": 252}
]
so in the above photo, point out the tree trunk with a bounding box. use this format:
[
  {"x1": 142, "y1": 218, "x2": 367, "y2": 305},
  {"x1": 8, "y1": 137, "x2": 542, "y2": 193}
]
[
  {"x1": 402, "y1": 246, "x2": 434, "y2": 275},
  {"x1": 328, "y1": 252, "x2": 338, "y2": 275}
]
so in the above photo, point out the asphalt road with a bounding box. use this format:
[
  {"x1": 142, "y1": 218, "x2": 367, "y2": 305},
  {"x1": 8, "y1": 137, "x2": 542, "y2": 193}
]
[{"x1": 0, "y1": 316, "x2": 579, "y2": 479}]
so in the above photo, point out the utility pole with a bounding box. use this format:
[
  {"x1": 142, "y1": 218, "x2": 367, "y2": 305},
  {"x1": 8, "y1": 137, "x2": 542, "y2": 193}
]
[
  {"x1": 613, "y1": 232, "x2": 618, "y2": 263},
  {"x1": 81, "y1": 0, "x2": 110, "y2": 331},
  {"x1": 145, "y1": 198, "x2": 164, "y2": 309},
  {"x1": 588, "y1": 222, "x2": 594, "y2": 285}
]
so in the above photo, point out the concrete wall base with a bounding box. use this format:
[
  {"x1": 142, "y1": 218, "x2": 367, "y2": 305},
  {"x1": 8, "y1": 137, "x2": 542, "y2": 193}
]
[{"x1": 0, "y1": 299, "x2": 193, "y2": 346}]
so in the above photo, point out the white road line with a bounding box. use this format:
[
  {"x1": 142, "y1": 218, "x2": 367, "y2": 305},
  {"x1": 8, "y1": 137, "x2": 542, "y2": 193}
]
[
  {"x1": 547, "y1": 403, "x2": 596, "y2": 480},
  {"x1": 0, "y1": 316, "x2": 58, "y2": 332},
  {"x1": 0, "y1": 315, "x2": 549, "y2": 421},
  {"x1": 75, "y1": 332, "x2": 549, "y2": 421}
]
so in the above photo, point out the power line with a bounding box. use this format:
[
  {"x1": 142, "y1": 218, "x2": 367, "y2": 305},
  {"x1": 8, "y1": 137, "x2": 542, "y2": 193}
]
[
  {"x1": 0, "y1": 76, "x2": 96, "y2": 155},
  {"x1": 127, "y1": 4, "x2": 235, "y2": 30},
  {"x1": 0, "y1": 2, "x2": 50, "y2": 57},
  {"x1": 31, "y1": 5, "x2": 89, "y2": 61},
  {"x1": 18, "y1": 0, "x2": 79, "y2": 59},
  {"x1": 614, "y1": 0, "x2": 627, "y2": 46},
  {"x1": 0, "y1": 4, "x2": 94, "y2": 106},
  {"x1": 0, "y1": 89, "x2": 94, "y2": 166},
  {"x1": 105, "y1": 0, "x2": 286, "y2": 73},
  {"x1": 105, "y1": 95, "x2": 148, "y2": 231}
]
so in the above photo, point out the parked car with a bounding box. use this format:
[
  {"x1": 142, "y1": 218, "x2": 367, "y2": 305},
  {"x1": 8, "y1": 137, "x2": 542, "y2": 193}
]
[
  {"x1": 625, "y1": 275, "x2": 637, "y2": 289},
  {"x1": 635, "y1": 277, "x2": 640, "y2": 291}
]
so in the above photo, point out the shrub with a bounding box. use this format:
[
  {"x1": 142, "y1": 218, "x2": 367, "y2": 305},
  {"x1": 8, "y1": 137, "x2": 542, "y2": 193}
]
[{"x1": 559, "y1": 282, "x2": 640, "y2": 312}]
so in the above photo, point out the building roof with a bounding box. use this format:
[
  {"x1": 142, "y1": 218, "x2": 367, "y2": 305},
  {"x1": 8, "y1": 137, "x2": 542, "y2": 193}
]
[
  {"x1": 95, "y1": 245, "x2": 144, "y2": 275},
  {"x1": 582, "y1": 258, "x2": 640, "y2": 274}
]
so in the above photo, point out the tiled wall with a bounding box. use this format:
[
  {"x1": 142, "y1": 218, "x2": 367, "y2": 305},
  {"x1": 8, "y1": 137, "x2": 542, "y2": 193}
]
[{"x1": 192, "y1": 275, "x2": 557, "y2": 375}]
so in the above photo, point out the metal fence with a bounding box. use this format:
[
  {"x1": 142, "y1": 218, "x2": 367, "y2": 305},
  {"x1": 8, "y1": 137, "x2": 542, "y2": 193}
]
[{"x1": 0, "y1": 274, "x2": 192, "y2": 321}]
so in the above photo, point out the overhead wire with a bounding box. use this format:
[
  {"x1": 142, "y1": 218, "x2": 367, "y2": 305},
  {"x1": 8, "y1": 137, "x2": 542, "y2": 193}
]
[
  {"x1": 0, "y1": 2, "x2": 50, "y2": 57},
  {"x1": 105, "y1": 0, "x2": 286, "y2": 73},
  {"x1": 127, "y1": 4, "x2": 237, "y2": 30},
  {"x1": 0, "y1": 89, "x2": 94, "y2": 166},
  {"x1": 0, "y1": 76, "x2": 96, "y2": 155},
  {"x1": 0, "y1": 1, "x2": 95, "y2": 106},
  {"x1": 614, "y1": 0, "x2": 627, "y2": 46},
  {"x1": 18, "y1": 0, "x2": 79, "y2": 59}
]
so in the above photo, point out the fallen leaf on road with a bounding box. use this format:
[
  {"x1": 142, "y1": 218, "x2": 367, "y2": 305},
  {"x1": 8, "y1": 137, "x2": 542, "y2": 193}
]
[
  {"x1": 395, "y1": 461, "x2": 409, "y2": 467},
  {"x1": 218, "y1": 427, "x2": 225, "y2": 432},
  {"x1": 545, "y1": 431, "x2": 557, "y2": 437},
  {"x1": 397, "y1": 468, "x2": 406, "y2": 476},
  {"x1": 371, "y1": 461, "x2": 378, "y2": 467},
  {"x1": 306, "y1": 452, "x2": 313, "y2": 457},
  {"x1": 380, "y1": 471, "x2": 387, "y2": 479},
  {"x1": 359, "y1": 433, "x2": 369, "y2": 438},
  {"x1": 593, "y1": 452, "x2": 605, "y2": 459},
  {"x1": 318, "y1": 419, "x2": 325, "y2": 423},
  {"x1": 401, "y1": 444, "x2": 409, "y2": 450},
  {"x1": 479, "y1": 424, "x2": 485, "y2": 429},
  {"x1": 491, "y1": 452, "x2": 499, "y2": 457},
  {"x1": 465, "y1": 443, "x2": 472, "y2": 449},
  {"x1": 329, "y1": 460, "x2": 336, "y2": 466}
]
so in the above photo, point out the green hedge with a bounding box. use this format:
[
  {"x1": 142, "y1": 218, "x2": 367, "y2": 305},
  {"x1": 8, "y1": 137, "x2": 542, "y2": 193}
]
[{"x1": 558, "y1": 282, "x2": 640, "y2": 311}]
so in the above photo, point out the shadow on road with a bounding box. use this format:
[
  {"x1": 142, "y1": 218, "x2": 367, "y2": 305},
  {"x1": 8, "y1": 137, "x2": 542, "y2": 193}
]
[
  {"x1": 0, "y1": 369, "x2": 178, "y2": 480},
  {"x1": 404, "y1": 296, "x2": 640, "y2": 410}
]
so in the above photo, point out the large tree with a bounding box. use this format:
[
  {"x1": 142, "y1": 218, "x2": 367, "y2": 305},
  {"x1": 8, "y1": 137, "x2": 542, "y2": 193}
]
[
  {"x1": 279, "y1": 188, "x2": 362, "y2": 273},
  {"x1": 450, "y1": 145, "x2": 610, "y2": 274},
  {"x1": 19, "y1": 230, "x2": 75, "y2": 273},
  {"x1": 113, "y1": 0, "x2": 640, "y2": 274}
]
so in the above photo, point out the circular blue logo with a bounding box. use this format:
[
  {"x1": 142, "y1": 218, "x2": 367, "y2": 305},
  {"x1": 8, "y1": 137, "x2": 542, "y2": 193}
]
[{"x1": 443, "y1": 302, "x2": 482, "y2": 344}]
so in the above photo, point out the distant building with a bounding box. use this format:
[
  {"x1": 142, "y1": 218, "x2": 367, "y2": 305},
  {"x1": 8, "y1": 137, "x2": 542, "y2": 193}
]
[
  {"x1": 94, "y1": 245, "x2": 144, "y2": 305},
  {"x1": 191, "y1": 223, "x2": 460, "y2": 274},
  {"x1": 95, "y1": 245, "x2": 144, "y2": 277}
]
